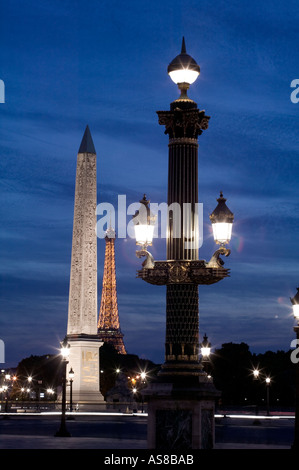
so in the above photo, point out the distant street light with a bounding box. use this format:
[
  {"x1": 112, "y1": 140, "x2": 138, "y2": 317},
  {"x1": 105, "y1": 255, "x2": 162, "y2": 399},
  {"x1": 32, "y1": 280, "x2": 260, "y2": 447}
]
[
  {"x1": 139, "y1": 371, "x2": 148, "y2": 412},
  {"x1": 265, "y1": 377, "x2": 271, "y2": 416},
  {"x1": 140, "y1": 371, "x2": 147, "y2": 382},
  {"x1": 2, "y1": 384, "x2": 8, "y2": 413},
  {"x1": 68, "y1": 368, "x2": 74, "y2": 413},
  {"x1": 252, "y1": 368, "x2": 261, "y2": 417},
  {"x1": 55, "y1": 337, "x2": 71, "y2": 437},
  {"x1": 200, "y1": 334, "x2": 211, "y2": 360},
  {"x1": 251, "y1": 368, "x2": 272, "y2": 417},
  {"x1": 200, "y1": 334, "x2": 212, "y2": 376},
  {"x1": 290, "y1": 287, "x2": 299, "y2": 450}
]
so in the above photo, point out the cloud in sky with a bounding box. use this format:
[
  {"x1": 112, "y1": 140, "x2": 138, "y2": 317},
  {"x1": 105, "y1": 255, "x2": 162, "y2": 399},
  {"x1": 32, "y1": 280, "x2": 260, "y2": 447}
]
[{"x1": 0, "y1": 0, "x2": 299, "y2": 366}]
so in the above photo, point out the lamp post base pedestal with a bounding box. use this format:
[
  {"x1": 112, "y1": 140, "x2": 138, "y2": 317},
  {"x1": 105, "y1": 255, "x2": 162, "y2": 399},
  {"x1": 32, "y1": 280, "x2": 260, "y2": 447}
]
[
  {"x1": 54, "y1": 427, "x2": 71, "y2": 437},
  {"x1": 143, "y1": 374, "x2": 220, "y2": 450},
  {"x1": 291, "y1": 440, "x2": 299, "y2": 450}
]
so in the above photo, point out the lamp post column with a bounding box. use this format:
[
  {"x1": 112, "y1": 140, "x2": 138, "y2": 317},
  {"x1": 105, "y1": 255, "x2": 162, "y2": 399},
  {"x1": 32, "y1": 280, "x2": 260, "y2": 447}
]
[
  {"x1": 170, "y1": 130, "x2": 201, "y2": 368},
  {"x1": 157, "y1": 108, "x2": 209, "y2": 377},
  {"x1": 69, "y1": 368, "x2": 74, "y2": 413},
  {"x1": 55, "y1": 338, "x2": 71, "y2": 437},
  {"x1": 266, "y1": 378, "x2": 271, "y2": 416}
]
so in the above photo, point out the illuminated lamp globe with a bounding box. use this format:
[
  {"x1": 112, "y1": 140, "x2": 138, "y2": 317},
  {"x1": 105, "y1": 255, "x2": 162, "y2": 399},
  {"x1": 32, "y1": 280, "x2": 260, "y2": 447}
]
[
  {"x1": 291, "y1": 288, "x2": 299, "y2": 322},
  {"x1": 167, "y1": 37, "x2": 200, "y2": 101},
  {"x1": 168, "y1": 37, "x2": 200, "y2": 85},
  {"x1": 132, "y1": 194, "x2": 156, "y2": 248},
  {"x1": 60, "y1": 337, "x2": 70, "y2": 360},
  {"x1": 209, "y1": 192, "x2": 234, "y2": 246},
  {"x1": 200, "y1": 333, "x2": 211, "y2": 359}
]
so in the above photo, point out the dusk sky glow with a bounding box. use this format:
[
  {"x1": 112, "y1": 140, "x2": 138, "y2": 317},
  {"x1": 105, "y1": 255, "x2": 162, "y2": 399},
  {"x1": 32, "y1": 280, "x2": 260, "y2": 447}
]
[{"x1": 1, "y1": 0, "x2": 299, "y2": 367}]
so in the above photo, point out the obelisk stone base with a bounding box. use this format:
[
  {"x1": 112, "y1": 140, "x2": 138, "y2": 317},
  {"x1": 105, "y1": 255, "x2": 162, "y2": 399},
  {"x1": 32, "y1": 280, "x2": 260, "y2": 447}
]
[
  {"x1": 66, "y1": 335, "x2": 105, "y2": 410},
  {"x1": 144, "y1": 375, "x2": 220, "y2": 450}
]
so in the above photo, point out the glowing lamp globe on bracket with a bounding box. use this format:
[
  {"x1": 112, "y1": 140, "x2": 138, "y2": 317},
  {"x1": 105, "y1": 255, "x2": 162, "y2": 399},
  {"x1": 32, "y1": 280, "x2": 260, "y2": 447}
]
[
  {"x1": 291, "y1": 288, "x2": 299, "y2": 323},
  {"x1": 209, "y1": 192, "x2": 234, "y2": 247},
  {"x1": 132, "y1": 195, "x2": 157, "y2": 269}
]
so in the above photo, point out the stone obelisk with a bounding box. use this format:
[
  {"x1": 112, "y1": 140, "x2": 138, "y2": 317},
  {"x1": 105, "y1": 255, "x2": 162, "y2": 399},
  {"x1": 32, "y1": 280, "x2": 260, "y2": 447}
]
[{"x1": 66, "y1": 125, "x2": 104, "y2": 406}]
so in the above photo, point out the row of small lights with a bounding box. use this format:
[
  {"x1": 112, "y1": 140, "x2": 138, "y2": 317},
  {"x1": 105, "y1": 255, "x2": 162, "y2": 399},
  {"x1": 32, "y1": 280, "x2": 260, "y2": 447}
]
[
  {"x1": 105, "y1": 368, "x2": 148, "y2": 394},
  {"x1": 0, "y1": 371, "x2": 55, "y2": 396},
  {"x1": 1, "y1": 323, "x2": 285, "y2": 398}
]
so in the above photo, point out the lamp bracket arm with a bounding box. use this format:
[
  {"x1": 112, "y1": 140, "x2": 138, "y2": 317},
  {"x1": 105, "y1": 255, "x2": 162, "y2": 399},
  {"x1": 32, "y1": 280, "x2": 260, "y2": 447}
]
[
  {"x1": 206, "y1": 246, "x2": 231, "y2": 268},
  {"x1": 136, "y1": 249, "x2": 155, "y2": 269}
]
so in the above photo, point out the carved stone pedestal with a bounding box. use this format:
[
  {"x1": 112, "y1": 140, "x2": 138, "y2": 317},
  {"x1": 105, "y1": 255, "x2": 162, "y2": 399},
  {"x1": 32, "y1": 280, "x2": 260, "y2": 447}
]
[
  {"x1": 66, "y1": 335, "x2": 105, "y2": 409},
  {"x1": 144, "y1": 375, "x2": 220, "y2": 450}
]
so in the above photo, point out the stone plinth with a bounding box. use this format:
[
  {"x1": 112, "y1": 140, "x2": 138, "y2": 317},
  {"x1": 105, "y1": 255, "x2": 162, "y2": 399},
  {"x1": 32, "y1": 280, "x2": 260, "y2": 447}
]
[
  {"x1": 144, "y1": 376, "x2": 220, "y2": 450},
  {"x1": 66, "y1": 335, "x2": 105, "y2": 408}
]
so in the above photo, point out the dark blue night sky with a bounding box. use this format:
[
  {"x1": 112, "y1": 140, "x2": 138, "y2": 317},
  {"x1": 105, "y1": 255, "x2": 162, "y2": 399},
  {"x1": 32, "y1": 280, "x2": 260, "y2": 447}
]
[{"x1": 1, "y1": 0, "x2": 299, "y2": 367}]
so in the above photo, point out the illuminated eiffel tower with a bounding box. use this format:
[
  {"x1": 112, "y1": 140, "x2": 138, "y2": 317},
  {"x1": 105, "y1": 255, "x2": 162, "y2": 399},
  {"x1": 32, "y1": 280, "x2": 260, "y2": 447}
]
[{"x1": 97, "y1": 227, "x2": 126, "y2": 354}]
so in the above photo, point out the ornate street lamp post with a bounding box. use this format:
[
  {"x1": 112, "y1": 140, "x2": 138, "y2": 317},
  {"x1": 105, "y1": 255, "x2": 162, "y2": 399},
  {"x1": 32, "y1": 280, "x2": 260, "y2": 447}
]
[
  {"x1": 265, "y1": 377, "x2": 271, "y2": 416},
  {"x1": 134, "y1": 38, "x2": 234, "y2": 450},
  {"x1": 55, "y1": 337, "x2": 71, "y2": 437},
  {"x1": 290, "y1": 288, "x2": 299, "y2": 450},
  {"x1": 69, "y1": 368, "x2": 74, "y2": 413},
  {"x1": 200, "y1": 334, "x2": 212, "y2": 375}
]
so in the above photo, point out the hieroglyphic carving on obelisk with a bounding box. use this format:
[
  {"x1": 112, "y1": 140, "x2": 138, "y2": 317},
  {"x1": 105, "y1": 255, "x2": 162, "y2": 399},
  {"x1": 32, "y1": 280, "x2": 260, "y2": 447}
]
[{"x1": 67, "y1": 125, "x2": 98, "y2": 336}]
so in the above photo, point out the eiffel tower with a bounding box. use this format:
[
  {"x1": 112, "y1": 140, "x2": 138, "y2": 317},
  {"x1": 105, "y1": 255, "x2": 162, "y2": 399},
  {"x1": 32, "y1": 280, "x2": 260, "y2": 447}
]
[{"x1": 97, "y1": 227, "x2": 127, "y2": 354}]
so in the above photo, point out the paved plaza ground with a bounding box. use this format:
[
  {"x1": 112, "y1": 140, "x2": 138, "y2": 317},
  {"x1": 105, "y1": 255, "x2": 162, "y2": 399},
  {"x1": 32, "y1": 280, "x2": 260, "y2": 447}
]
[{"x1": 0, "y1": 411, "x2": 294, "y2": 450}]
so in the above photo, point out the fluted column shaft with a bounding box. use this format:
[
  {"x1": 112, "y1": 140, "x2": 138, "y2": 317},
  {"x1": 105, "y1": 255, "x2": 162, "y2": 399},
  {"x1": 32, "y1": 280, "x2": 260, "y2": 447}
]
[
  {"x1": 157, "y1": 104, "x2": 210, "y2": 372},
  {"x1": 167, "y1": 138, "x2": 199, "y2": 261}
]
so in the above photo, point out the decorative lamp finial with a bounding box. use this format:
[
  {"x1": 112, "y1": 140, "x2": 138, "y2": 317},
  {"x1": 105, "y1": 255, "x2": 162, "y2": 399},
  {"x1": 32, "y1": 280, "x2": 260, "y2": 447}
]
[{"x1": 167, "y1": 38, "x2": 200, "y2": 101}]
